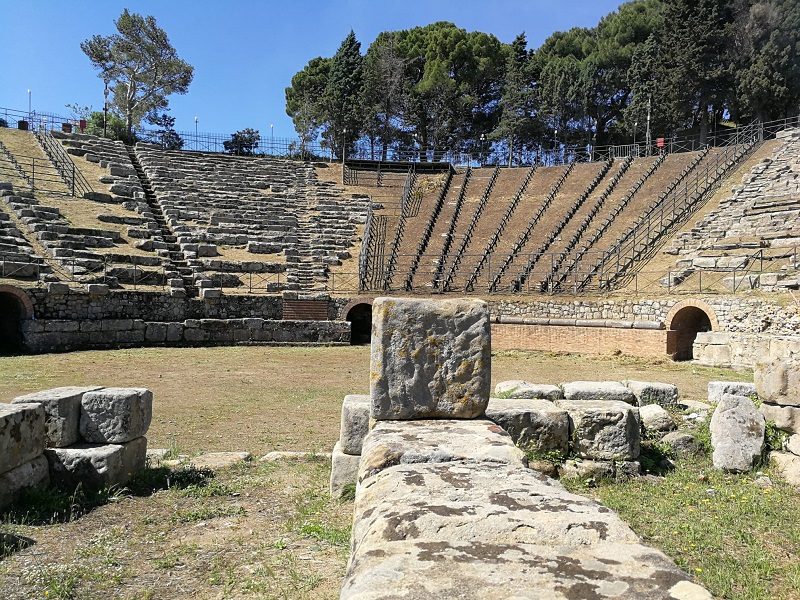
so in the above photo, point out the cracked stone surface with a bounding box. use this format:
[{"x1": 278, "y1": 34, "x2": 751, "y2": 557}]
[
  {"x1": 0, "y1": 403, "x2": 45, "y2": 475},
  {"x1": 80, "y1": 387, "x2": 153, "y2": 443},
  {"x1": 370, "y1": 297, "x2": 491, "y2": 420},
  {"x1": 13, "y1": 386, "x2": 101, "y2": 447},
  {"x1": 358, "y1": 419, "x2": 525, "y2": 483}
]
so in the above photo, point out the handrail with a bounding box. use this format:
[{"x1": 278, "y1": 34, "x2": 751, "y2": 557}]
[
  {"x1": 488, "y1": 162, "x2": 575, "y2": 291},
  {"x1": 464, "y1": 164, "x2": 537, "y2": 291},
  {"x1": 382, "y1": 168, "x2": 416, "y2": 290},
  {"x1": 404, "y1": 167, "x2": 455, "y2": 290},
  {"x1": 442, "y1": 166, "x2": 500, "y2": 290},
  {"x1": 512, "y1": 159, "x2": 614, "y2": 291},
  {"x1": 0, "y1": 140, "x2": 33, "y2": 187},
  {"x1": 555, "y1": 153, "x2": 667, "y2": 289},
  {"x1": 431, "y1": 167, "x2": 472, "y2": 289},
  {"x1": 579, "y1": 121, "x2": 762, "y2": 291},
  {"x1": 540, "y1": 156, "x2": 633, "y2": 292},
  {"x1": 32, "y1": 128, "x2": 93, "y2": 197}
]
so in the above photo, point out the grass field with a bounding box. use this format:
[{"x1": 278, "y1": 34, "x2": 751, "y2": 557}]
[
  {"x1": 2, "y1": 346, "x2": 797, "y2": 599},
  {"x1": 0, "y1": 346, "x2": 750, "y2": 456}
]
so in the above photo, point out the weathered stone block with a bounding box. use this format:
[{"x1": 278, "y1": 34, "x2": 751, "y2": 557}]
[
  {"x1": 0, "y1": 455, "x2": 50, "y2": 509},
  {"x1": 493, "y1": 380, "x2": 563, "y2": 400},
  {"x1": 760, "y1": 403, "x2": 800, "y2": 434},
  {"x1": 45, "y1": 437, "x2": 147, "y2": 488},
  {"x1": 484, "y1": 398, "x2": 569, "y2": 455},
  {"x1": 86, "y1": 283, "x2": 109, "y2": 295},
  {"x1": 559, "y1": 458, "x2": 614, "y2": 480},
  {"x1": 80, "y1": 388, "x2": 152, "y2": 443},
  {"x1": 661, "y1": 431, "x2": 702, "y2": 456},
  {"x1": 145, "y1": 322, "x2": 168, "y2": 343},
  {"x1": 639, "y1": 404, "x2": 677, "y2": 437},
  {"x1": 188, "y1": 452, "x2": 251, "y2": 470},
  {"x1": 708, "y1": 381, "x2": 756, "y2": 404},
  {"x1": 710, "y1": 394, "x2": 765, "y2": 472},
  {"x1": 330, "y1": 441, "x2": 360, "y2": 499},
  {"x1": 340, "y1": 394, "x2": 370, "y2": 455},
  {"x1": 555, "y1": 399, "x2": 640, "y2": 461},
  {"x1": 359, "y1": 419, "x2": 524, "y2": 483},
  {"x1": 562, "y1": 381, "x2": 635, "y2": 404},
  {"x1": 343, "y1": 461, "x2": 710, "y2": 599},
  {"x1": 12, "y1": 386, "x2": 101, "y2": 447},
  {"x1": 46, "y1": 282, "x2": 70, "y2": 294},
  {"x1": 0, "y1": 403, "x2": 45, "y2": 475},
  {"x1": 625, "y1": 380, "x2": 679, "y2": 407},
  {"x1": 200, "y1": 288, "x2": 222, "y2": 299},
  {"x1": 755, "y1": 358, "x2": 800, "y2": 406},
  {"x1": 770, "y1": 451, "x2": 800, "y2": 487},
  {"x1": 370, "y1": 297, "x2": 491, "y2": 420}
]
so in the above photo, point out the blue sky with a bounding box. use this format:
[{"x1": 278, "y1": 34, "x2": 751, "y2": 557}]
[{"x1": 1, "y1": 1, "x2": 624, "y2": 138}]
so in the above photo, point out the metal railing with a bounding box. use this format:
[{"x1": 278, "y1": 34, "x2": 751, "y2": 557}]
[
  {"x1": 33, "y1": 128, "x2": 93, "y2": 197},
  {"x1": 4, "y1": 105, "x2": 797, "y2": 167}
]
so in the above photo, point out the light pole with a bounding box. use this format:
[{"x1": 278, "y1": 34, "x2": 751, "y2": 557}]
[
  {"x1": 27, "y1": 89, "x2": 31, "y2": 122},
  {"x1": 413, "y1": 132, "x2": 418, "y2": 162},
  {"x1": 342, "y1": 128, "x2": 347, "y2": 165},
  {"x1": 194, "y1": 116, "x2": 198, "y2": 150},
  {"x1": 480, "y1": 133, "x2": 485, "y2": 167},
  {"x1": 633, "y1": 121, "x2": 638, "y2": 154},
  {"x1": 270, "y1": 123, "x2": 274, "y2": 155},
  {"x1": 103, "y1": 80, "x2": 110, "y2": 137},
  {"x1": 554, "y1": 129, "x2": 559, "y2": 163}
]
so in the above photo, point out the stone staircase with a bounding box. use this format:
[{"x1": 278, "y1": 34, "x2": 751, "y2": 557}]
[{"x1": 126, "y1": 147, "x2": 197, "y2": 297}]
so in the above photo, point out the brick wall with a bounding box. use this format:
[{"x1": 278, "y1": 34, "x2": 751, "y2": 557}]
[{"x1": 492, "y1": 323, "x2": 668, "y2": 358}]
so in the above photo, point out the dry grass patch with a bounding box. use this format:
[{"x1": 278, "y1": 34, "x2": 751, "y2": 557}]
[
  {"x1": 0, "y1": 346, "x2": 750, "y2": 457},
  {"x1": 0, "y1": 458, "x2": 351, "y2": 600}
]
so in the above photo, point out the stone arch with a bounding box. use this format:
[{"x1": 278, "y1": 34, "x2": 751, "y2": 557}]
[
  {"x1": 0, "y1": 285, "x2": 33, "y2": 354},
  {"x1": 665, "y1": 299, "x2": 717, "y2": 361},
  {"x1": 341, "y1": 297, "x2": 375, "y2": 346}
]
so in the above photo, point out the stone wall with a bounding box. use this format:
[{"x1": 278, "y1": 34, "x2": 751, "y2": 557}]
[
  {"x1": 21, "y1": 317, "x2": 349, "y2": 353},
  {"x1": 1, "y1": 386, "x2": 151, "y2": 509},
  {"x1": 27, "y1": 288, "x2": 282, "y2": 321}
]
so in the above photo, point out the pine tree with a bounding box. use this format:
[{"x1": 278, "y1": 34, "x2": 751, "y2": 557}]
[
  {"x1": 491, "y1": 34, "x2": 537, "y2": 165},
  {"x1": 323, "y1": 31, "x2": 364, "y2": 157}
]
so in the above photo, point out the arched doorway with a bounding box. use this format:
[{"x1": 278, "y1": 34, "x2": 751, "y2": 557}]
[
  {"x1": 0, "y1": 292, "x2": 24, "y2": 354},
  {"x1": 667, "y1": 305, "x2": 713, "y2": 361},
  {"x1": 346, "y1": 303, "x2": 372, "y2": 345}
]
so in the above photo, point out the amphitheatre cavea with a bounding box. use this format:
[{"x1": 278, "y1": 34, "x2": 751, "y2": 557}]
[{"x1": 1, "y1": 1, "x2": 799, "y2": 598}]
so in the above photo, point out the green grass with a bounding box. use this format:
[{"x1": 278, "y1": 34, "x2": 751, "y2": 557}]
[{"x1": 563, "y1": 457, "x2": 800, "y2": 599}]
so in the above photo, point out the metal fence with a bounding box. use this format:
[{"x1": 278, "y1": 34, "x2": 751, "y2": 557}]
[{"x1": 3, "y1": 105, "x2": 797, "y2": 167}]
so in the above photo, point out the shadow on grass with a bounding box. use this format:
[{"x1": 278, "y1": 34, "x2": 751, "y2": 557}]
[
  {"x1": 0, "y1": 466, "x2": 217, "y2": 529},
  {"x1": 638, "y1": 441, "x2": 677, "y2": 476}
]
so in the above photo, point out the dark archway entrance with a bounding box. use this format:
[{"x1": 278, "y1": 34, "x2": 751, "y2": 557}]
[
  {"x1": 346, "y1": 303, "x2": 372, "y2": 345},
  {"x1": 0, "y1": 292, "x2": 24, "y2": 354},
  {"x1": 668, "y1": 306, "x2": 712, "y2": 361}
]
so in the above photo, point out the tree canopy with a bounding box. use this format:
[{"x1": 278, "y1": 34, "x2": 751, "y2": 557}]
[
  {"x1": 285, "y1": 1, "x2": 800, "y2": 162},
  {"x1": 81, "y1": 9, "x2": 194, "y2": 136}
]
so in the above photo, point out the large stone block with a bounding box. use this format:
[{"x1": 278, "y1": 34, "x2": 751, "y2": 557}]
[
  {"x1": 639, "y1": 404, "x2": 677, "y2": 437},
  {"x1": 0, "y1": 403, "x2": 45, "y2": 475},
  {"x1": 710, "y1": 394, "x2": 765, "y2": 473},
  {"x1": 562, "y1": 381, "x2": 635, "y2": 404},
  {"x1": 342, "y1": 461, "x2": 710, "y2": 599},
  {"x1": 80, "y1": 388, "x2": 153, "y2": 443},
  {"x1": 359, "y1": 419, "x2": 524, "y2": 483},
  {"x1": 340, "y1": 394, "x2": 370, "y2": 455},
  {"x1": 760, "y1": 403, "x2": 800, "y2": 434},
  {"x1": 755, "y1": 358, "x2": 800, "y2": 406},
  {"x1": 12, "y1": 386, "x2": 101, "y2": 447},
  {"x1": 770, "y1": 451, "x2": 800, "y2": 487},
  {"x1": 493, "y1": 380, "x2": 563, "y2": 400},
  {"x1": 625, "y1": 380, "x2": 679, "y2": 407},
  {"x1": 0, "y1": 455, "x2": 50, "y2": 509},
  {"x1": 330, "y1": 441, "x2": 360, "y2": 499},
  {"x1": 45, "y1": 437, "x2": 147, "y2": 488},
  {"x1": 484, "y1": 398, "x2": 569, "y2": 455},
  {"x1": 555, "y1": 400, "x2": 640, "y2": 461},
  {"x1": 707, "y1": 381, "x2": 756, "y2": 404},
  {"x1": 370, "y1": 297, "x2": 491, "y2": 420}
]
